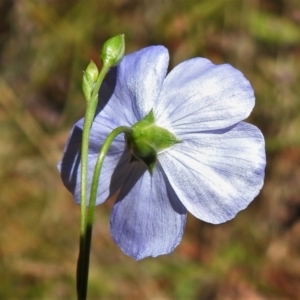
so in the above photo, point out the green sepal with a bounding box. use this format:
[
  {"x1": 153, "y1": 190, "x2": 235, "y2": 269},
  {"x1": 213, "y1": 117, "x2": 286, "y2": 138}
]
[
  {"x1": 82, "y1": 71, "x2": 93, "y2": 101},
  {"x1": 127, "y1": 110, "x2": 180, "y2": 173}
]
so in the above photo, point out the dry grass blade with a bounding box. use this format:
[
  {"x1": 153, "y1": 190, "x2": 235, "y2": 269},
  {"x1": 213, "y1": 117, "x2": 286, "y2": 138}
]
[{"x1": 0, "y1": 78, "x2": 61, "y2": 169}]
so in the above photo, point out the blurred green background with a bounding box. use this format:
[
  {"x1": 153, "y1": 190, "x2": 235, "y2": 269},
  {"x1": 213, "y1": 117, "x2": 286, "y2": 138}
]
[{"x1": 1, "y1": 0, "x2": 300, "y2": 299}]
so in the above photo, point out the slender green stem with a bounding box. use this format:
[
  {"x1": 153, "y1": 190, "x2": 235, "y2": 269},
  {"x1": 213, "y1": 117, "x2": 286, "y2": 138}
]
[
  {"x1": 77, "y1": 33, "x2": 125, "y2": 300},
  {"x1": 78, "y1": 63, "x2": 110, "y2": 300},
  {"x1": 88, "y1": 126, "x2": 133, "y2": 224},
  {"x1": 80, "y1": 64, "x2": 110, "y2": 236},
  {"x1": 78, "y1": 126, "x2": 133, "y2": 300}
]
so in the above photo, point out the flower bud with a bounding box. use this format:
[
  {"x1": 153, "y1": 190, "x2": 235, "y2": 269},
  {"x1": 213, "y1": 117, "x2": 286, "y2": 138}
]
[
  {"x1": 82, "y1": 60, "x2": 99, "y2": 100},
  {"x1": 101, "y1": 34, "x2": 125, "y2": 68},
  {"x1": 85, "y1": 60, "x2": 99, "y2": 82}
]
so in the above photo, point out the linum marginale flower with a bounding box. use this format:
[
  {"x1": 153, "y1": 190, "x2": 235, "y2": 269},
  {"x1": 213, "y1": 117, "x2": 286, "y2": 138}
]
[{"x1": 59, "y1": 46, "x2": 266, "y2": 260}]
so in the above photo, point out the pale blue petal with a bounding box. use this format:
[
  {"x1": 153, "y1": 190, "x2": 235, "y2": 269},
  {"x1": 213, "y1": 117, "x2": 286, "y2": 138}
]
[
  {"x1": 159, "y1": 122, "x2": 266, "y2": 224},
  {"x1": 110, "y1": 162, "x2": 187, "y2": 260},
  {"x1": 58, "y1": 116, "x2": 130, "y2": 205},
  {"x1": 58, "y1": 47, "x2": 169, "y2": 205},
  {"x1": 97, "y1": 46, "x2": 169, "y2": 127},
  {"x1": 155, "y1": 58, "x2": 255, "y2": 133}
]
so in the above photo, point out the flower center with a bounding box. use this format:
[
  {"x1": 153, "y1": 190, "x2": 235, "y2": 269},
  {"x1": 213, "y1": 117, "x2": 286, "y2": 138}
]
[{"x1": 125, "y1": 109, "x2": 180, "y2": 173}]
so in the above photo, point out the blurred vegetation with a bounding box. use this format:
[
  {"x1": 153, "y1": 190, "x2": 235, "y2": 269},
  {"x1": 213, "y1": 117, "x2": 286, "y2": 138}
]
[{"x1": 1, "y1": 0, "x2": 300, "y2": 299}]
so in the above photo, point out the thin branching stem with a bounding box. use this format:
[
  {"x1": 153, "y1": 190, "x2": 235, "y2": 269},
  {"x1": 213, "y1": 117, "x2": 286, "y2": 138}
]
[
  {"x1": 77, "y1": 126, "x2": 133, "y2": 300},
  {"x1": 77, "y1": 63, "x2": 110, "y2": 300}
]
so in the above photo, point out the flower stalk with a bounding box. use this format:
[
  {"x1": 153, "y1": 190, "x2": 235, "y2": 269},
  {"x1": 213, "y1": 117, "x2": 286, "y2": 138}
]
[
  {"x1": 77, "y1": 34, "x2": 125, "y2": 300},
  {"x1": 78, "y1": 126, "x2": 132, "y2": 300},
  {"x1": 79, "y1": 63, "x2": 110, "y2": 237}
]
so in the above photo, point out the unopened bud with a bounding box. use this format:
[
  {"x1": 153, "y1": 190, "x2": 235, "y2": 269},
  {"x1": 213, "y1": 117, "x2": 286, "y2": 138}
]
[
  {"x1": 85, "y1": 60, "x2": 99, "y2": 82},
  {"x1": 82, "y1": 60, "x2": 99, "y2": 100},
  {"x1": 101, "y1": 34, "x2": 125, "y2": 68}
]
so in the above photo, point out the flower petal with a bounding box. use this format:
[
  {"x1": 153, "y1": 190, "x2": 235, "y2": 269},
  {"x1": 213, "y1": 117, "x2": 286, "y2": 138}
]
[
  {"x1": 159, "y1": 122, "x2": 266, "y2": 224},
  {"x1": 97, "y1": 46, "x2": 169, "y2": 127},
  {"x1": 155, "y1": 58, "x2": 255, "y2": 133},
  {"x1": 58, "y1": 116, "x2": 131, "y2": 205},
  {"x1": 110, "y1": 162, "x2": 187, "y2": 260}
]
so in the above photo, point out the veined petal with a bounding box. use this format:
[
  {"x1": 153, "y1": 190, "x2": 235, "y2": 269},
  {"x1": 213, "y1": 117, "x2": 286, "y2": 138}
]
[
  {"x1": 110, "y1": 162, "x2": 187, "y2": 260},
  {"x1": 97, "y1": 46, "x2": 169, "y2": 127},
  {"x1": 155, "y1": 58, "x2": 254, "y2": 133},
  {"x1": 159, "y1": 122, "x2": 266, "y2": 224},
  {"x1": 58, "y1": 116, "x2": 131, "y2": 205}
]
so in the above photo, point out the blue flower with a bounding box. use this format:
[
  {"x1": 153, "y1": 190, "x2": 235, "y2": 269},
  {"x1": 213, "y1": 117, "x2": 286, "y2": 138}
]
[{"x1": 58, "y1": 46, "x2": 266, "y2": 260}]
